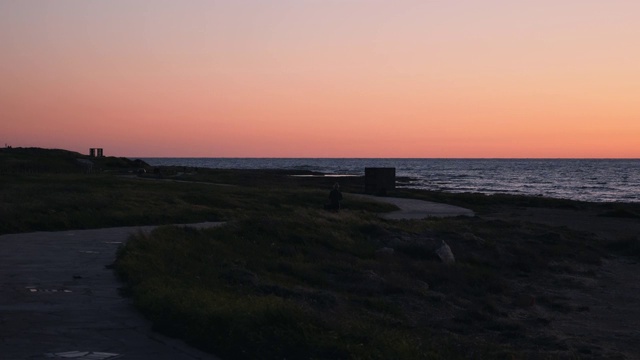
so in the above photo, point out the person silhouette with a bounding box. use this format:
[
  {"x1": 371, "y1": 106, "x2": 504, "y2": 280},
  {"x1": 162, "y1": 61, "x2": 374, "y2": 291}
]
[{"x1": 327, "y1": 182, "x2": 343, "y2": 211}]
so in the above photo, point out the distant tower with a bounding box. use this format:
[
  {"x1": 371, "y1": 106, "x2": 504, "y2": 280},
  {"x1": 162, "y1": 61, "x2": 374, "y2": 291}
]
[{"x1": 89, "y1": 148, "x2": 104, "y2": 157}]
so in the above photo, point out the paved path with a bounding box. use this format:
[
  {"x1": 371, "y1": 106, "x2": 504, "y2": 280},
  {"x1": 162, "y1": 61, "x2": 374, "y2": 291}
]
[
  {"x1": 0, "y1": 197, "x2": 471, "y2": 359},
  {"x1": 348, "y1": 194, "x2": 475, "y2": 219},
  {"x1": 0, "y1": 223, "x2": 224, "y2": 360}
]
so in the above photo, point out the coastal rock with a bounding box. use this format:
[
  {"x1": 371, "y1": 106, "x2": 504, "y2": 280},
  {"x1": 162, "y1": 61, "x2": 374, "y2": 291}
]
[{"x1": 435, "y1": 240, "x2": 455, "y2": 264}]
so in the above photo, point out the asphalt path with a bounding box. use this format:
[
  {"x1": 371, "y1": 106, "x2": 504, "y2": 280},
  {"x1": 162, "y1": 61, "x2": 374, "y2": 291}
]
[
  {"x1": 0, "y1": 197, "x2": 473, "y2": 359},
  {"x1": 0, "y1": 223, "x2": 224, "y2": 360}
]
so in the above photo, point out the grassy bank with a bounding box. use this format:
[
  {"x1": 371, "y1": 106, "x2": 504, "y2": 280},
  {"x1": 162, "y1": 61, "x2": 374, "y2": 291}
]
[
  {"x1": 4, "y1": 148, "x2": 640, "y2": 358},
  {"x1": 0, "y1": 172, "x2": 394, "y2": 235},
  {"x1": 0, "y1": 173, "x2": 226, "y2": 234},
  {"x1": 0, "y1": 147, "x2": 396, "y2": 234},
  {"x1": 114, "y1": 194, "x2": 612, "y2": 359}
]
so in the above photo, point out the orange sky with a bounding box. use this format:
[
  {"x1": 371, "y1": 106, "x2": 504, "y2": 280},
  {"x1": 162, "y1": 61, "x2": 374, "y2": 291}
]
[{"x1": 1, "y1": 1, "x2": 639, "y2": 157}]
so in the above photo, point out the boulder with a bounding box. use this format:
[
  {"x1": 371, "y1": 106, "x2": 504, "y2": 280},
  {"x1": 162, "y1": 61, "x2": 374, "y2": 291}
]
[{"x1": 435, "y1": 240, "x2": 455, "y2": 264}]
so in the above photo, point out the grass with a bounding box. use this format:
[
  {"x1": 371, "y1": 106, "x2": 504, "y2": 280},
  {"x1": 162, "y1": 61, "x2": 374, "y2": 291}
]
[
  {"x1": 115, "y1": 203, "x2": 605, "y2": 359},
  {"x1": 0, "y1": 173, "x2": 227, "y2": 234},
  {"x1": 0, "y1": 171, "x2": 396, "y2": 235},
  {"x1": 117, "y1": 216, "x2": 444, "y2": 359},
  {"x1": 3, "y1": 148, "x2": 631, "y2": 359}
]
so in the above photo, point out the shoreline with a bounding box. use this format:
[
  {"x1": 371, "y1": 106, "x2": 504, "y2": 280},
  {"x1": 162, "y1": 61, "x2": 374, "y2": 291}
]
[{"x1": 136, "y1": 157, "x2": 640, "y2": 203}]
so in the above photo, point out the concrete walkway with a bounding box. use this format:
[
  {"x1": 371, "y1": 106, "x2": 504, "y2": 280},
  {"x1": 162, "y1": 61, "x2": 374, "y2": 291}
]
[
  {"x1": 0, "y1": 223, "x2": 224, "y2": 360},
  {"x1": 348, "y1": 194, "x2": 475, "y2": 219}
]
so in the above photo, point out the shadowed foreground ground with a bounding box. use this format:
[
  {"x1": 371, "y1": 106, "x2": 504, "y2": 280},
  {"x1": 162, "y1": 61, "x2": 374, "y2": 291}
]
[
  {"x1": 3, "y1": 193, "x2": 640, "y2": 359},
  {"x1": 0, "y1": 196, "x2": 471, "y2": 359}
]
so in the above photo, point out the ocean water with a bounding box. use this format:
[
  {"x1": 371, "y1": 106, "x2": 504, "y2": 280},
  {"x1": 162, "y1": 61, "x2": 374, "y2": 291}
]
[{"x1": 139, "y1": 158, "x2": 639, "y2": 203}]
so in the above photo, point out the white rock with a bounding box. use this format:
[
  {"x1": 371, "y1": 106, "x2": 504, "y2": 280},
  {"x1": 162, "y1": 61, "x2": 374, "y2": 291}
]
[{"x1": 435, "y1": 240, "x2": 455, "y2": 264}]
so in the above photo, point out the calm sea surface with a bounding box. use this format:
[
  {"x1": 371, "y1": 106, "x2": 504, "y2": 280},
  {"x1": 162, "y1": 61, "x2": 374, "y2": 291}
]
[{"x1": 139, "y1": 158, "x2": 639, "y2": 203}]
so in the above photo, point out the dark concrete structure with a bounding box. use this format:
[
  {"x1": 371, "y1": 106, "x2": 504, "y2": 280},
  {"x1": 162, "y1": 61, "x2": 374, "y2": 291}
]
[{"x1": 364, "y1": 167, "x2": 396, "y2": 195}]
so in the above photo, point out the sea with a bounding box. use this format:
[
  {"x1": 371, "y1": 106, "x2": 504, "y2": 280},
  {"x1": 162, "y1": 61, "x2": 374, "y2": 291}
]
[{"x1": 138, "y1": 158, "x2": 640, "y2": 203}]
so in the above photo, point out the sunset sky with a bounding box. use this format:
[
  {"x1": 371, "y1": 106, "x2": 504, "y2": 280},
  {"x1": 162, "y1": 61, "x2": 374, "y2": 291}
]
[{"x1": 1, "y1": 1, "x2": 639, "y2": 158}]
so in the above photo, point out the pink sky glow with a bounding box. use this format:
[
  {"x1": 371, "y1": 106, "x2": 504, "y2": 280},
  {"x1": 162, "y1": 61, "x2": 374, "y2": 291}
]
[{"x1": 1, "y1": 1, "x2": 639, "y2": 158}]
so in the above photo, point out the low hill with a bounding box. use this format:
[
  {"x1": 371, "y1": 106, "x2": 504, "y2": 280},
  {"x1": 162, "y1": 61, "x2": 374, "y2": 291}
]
[{"x1": 0, "y1": 147, "x2": 149, "y2": 174}]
